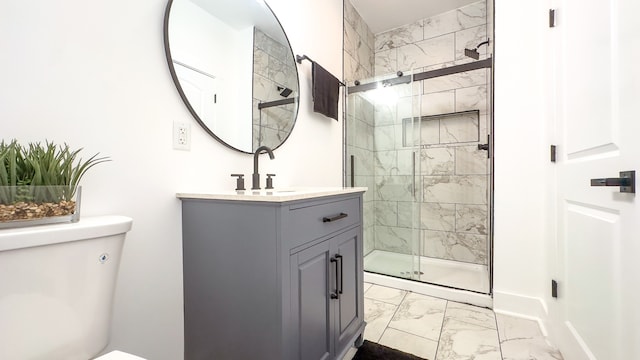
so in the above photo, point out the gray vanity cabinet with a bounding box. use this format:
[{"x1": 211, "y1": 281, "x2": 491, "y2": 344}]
[
  {"x1": 180, "y1": 191, "x2": 365, "y2": 360},
  {"x1": 290, "y1": 226, "x2": 362, "y2": 360}
]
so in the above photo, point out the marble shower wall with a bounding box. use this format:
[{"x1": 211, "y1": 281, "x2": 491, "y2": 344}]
[
  {"x1": 371, "y1": 1, "x2": 491, "y2": 265},
  {"x1": 344, "y1": 2, "x2": 376, "y2": 256},
  {"x1": 252, "y1": 28, "x2": 297, "y2": 152}
]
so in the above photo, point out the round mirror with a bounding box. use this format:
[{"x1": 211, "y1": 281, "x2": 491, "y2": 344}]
[{"x1": 164, "y1": 0, "x2": 300, "y2": 153}]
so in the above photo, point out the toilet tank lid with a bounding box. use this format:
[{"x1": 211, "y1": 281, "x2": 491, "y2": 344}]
[
  {"x1": 94, "y1": 350, "x2": 146, "y2": 360},
  {"x1": 0, "y1": 215, "x2": 133, "y2": 252}
]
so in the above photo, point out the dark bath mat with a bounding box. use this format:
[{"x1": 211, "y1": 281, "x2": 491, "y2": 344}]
[{"x1": 353, "y1": 340, "x2": 428, "y2": 360}]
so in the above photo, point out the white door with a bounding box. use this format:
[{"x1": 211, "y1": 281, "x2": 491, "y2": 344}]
[
  {"x1": 173, "y1": 62, "x2": 219, "y2": 131},
  {"x1": 553, "y1": 0, "x2": 640, "y2": 359}
]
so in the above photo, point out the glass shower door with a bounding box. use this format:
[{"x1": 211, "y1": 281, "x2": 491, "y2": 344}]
[{"x1": 345, "y1": 72, "x2": 422, "y2": 281}]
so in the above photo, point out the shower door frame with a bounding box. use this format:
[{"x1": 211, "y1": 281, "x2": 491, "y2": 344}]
[{"x1": 344, "y1": 58, "x2": 494, "y2": 295}]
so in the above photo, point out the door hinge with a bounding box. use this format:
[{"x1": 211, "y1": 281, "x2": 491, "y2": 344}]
[
  {"x1": 551, "y1": 279, "x2": 558, "y2": 298},
  {"x1": 549, "y1": 9, "x2": 556, "y2": 28},
  {"x1": 550, "y1": 145, "x2": 557, "y2": 162}
]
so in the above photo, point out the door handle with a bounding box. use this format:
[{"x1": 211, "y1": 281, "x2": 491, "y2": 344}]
[
  {"x1": 335, "y1": 254, "x2": 343, "y2": 295},
  {"x1": 330, "y1": 256, "x2": 339, "y2": 299},
  {"x1": 590, "y1": 170, "x2": 635, "y2": 193},
  {"x1": 477, "y1": 135, "x2": 490, "y2": 158}
]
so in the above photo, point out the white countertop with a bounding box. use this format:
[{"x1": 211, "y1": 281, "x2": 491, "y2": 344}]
[{"x1": 176, "y1": 187, "x2": 367, "y2": 202}]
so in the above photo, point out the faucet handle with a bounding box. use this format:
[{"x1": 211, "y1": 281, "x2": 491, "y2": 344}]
[
  {"x1": 231, "y1": 174, "x2": 245, "y2": 191},
  {"x1": 266, "y1": 174, "x2": 276, "y2": 190}
]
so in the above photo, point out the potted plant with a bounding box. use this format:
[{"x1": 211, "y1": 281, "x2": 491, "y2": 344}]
[{"x1": 0, "y1": 140, "x2": 109, "y2": 228}]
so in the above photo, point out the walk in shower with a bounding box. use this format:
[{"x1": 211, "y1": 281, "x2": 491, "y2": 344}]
[{"x1": 344, "y1": 0, "x2": 493, "y2": 301}]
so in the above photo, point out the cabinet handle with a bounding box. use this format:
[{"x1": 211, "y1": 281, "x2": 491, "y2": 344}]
[
  {"x1": 336, "y1": 254, "x2": 343, "y2": 295},
  {"x1": 330, "y1": 257, "x2": 339, "y2": 299},
  {"x1": 323, "y1": 213, "x2": 348, "y2": 223}
]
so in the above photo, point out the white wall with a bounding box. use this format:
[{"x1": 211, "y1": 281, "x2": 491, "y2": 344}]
[
  {"x1": 0, "y1": 0, "x2": 343, "y2": 358},
  {"x1": 493, "y1": 0, "x2": 555, "y2": 322}
]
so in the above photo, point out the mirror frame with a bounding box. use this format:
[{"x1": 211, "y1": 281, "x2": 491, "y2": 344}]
[{"x1": 163, "y1": 0, "x2": 300, "y2": 154}]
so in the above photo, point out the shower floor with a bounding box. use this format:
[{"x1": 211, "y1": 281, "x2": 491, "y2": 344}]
[{"x1": 364, "y1": 250, "x2": 490, "y2": 294}]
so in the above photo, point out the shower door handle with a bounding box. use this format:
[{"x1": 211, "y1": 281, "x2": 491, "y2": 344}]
[{"x1": 478, "y1": 135, "x2": 490, "y2": 158}]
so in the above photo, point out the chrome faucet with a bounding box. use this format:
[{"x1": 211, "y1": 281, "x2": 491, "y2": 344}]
[{"x1": 252, "y1": 146, "x2": 275, "y2": 190}]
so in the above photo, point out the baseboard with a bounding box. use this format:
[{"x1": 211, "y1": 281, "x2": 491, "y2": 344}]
[{"x1": 492, "y1": 290, "x2": 549, "y2": 336}]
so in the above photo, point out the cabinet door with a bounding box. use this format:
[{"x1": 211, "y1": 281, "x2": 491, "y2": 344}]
[
  {"x1": 290, "y1": 240, "x2": 334, "y2": 360},
  {"x1": 332, "y1": 227, "x2": 364, "y2": 353}
]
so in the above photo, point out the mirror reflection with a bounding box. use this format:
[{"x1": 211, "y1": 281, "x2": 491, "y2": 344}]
[{"x1": 165, "y1": 0, "x2": 299, "y2": 153}]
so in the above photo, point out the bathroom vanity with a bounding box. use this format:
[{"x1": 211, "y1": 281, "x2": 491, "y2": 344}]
[{"x1": 178, "y1": 188, "x2": 366, "y2": 360}]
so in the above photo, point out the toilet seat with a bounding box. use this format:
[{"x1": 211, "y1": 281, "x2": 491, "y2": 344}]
[{"x1": 94, "y1": 350, "x2": 146, "y2": 359}]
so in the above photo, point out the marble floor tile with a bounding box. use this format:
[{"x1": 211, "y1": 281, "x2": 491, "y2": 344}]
[
  {"x1": 388, "y1": 292, "x2": 447, "y2": 341},
  {"x1": 379, "y1": 328, "x2": 439, "y2": 360},
  {"x1": 364, "y1": 284, "x2": 407, "y2": 305},
  {"x1": 363, "y1": 282, "x2": 373, "y2": 293},
  {"x1": 500, "y1": 338, "x2": 563, "y2": 360},
  {"x1": 436, "y1": 317, "x2": 502, "y2": 360},
  {"x1": 496, "y1": 314, "x2": 543, "y2": 341},
  {"x1": 445, "y1": 301, "x2": 496, "y2": 329},
  {"x1": 363, "y1": 298, "x2": 398, "y2": 343}
]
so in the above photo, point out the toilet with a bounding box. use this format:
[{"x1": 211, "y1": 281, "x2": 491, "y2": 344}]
[{"x1": 0, "y1": 216, "x2": 144, "y2": 360}]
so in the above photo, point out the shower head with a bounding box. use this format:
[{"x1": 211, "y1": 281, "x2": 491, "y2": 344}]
[
  {"x1": 464, "y1": 48, "x2": 480, "y2": 60},
  {"x1": 464, "y1": 39, "x2": 490, "y2": 60},
  {"x1": 277, "y1": 86, "x2": 293, "y2": 98}
]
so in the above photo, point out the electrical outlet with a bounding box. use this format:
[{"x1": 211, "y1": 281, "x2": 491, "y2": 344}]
[{"x1": 173, "y1": 122, "x2": 191, "y2": 150}]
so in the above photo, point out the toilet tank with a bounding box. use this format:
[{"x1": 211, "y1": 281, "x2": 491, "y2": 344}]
[{"x1": 0, "y1": 216, "x2": 133, "y2": 360}]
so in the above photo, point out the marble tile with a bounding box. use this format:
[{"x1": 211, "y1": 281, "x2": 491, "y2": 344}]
[
  {"x1": 422, "y1": 67, "x2": 488, "y2": 94},
  {"x1": 396, "y1": 95, "x2": 419, "y2": 122},
  {"x1": 255, "y1": 30, "x2": 288, "y2": 64},
  {"x1": 422, "y1": 230, "x2": 487, "y2": 264},
  {"x1": 396, "y1": 201, "x2": 416, "y2": 228},
  {"x1": 446, "y1": 301, "x2": 496, "y2": 329},
  {"x1": 422, "y1": 175, "x2": 487, "y2": 204},
  {"x1": 500, "y1": 338, "x2": 564, "y2": 360},
  {"x1": 455, "y1": 25, "x2": 488, "y2": 61},
  {"x1": 397, "y1": 33, "x2": 455, "y2": 71},
  {"x1": 355, "y1": 118, "x2": 374, "y2": 150},
  {"x1": 496, "y1": 314, "x2": 543, "y2": 342},
  {"x1": 344, "y1": 21, "x2": 358, "y2": 57},
  {"x1": 253, "y1": 73, "x2": 280, "y2": 101},
  {"x1": 456, "y1": 204, "x2": 488, "y2": 235},
  {"x1": 363, "y1": 297, "x2": 398, "y2": 342},
  {"x1": 388, "y1": 292, "x2": 447, "y2": 341},
  {"x1": 436, "y1": 317, "x2": 502, "y2": 360},
  {"x1": 456, "y1": 85, "x2": 488, "y2": 114},
  {"x1": 375, "y1": 225, "x2": 413, "y2": 255},
  {"x1": 356, "y1": 37, "x2": 374, "y2": 74},
  {"x1": 375, "y1": 48, "x2": 397, "y2": 76},
  {"x1": 440, "y1": 112, "x2": 479, "y2": 144},
  {"x1": 418, "y1": 118, "x2": 441, "y2": 145},
  {"x1": 363, "y1": 282, "x2": 373, "y2": 293},
  {"x1": 374, "y1": 102, "x2": 396, "y2": 126},
  {"x1": 344, "y1": 52, "x2": 360, "y2": 83},
  {"x1": 496, "y1": 314, "x2": 564, "y2": 359},
  {"x1": 420, "y1": 203, "x2": 456, "y2": 232},
  {"x1": 375, "y1": 201, "x2": 398, "y2": 226},
  {"x1": 375, "y1": 20, "x2": 424, "y2": 51},
  {"x1": 396, "y1": 149, "x2": 415, "y2": 176},
  {"x1": 456, "y1": 145, "x2": 488, "y2": 175},
  {"x1": 344, "y1": 1, "x2": 363, "y2": 40},
  {"x1": 421, "y1": 147, "x2": 455, "y2": 175},
  {"x1": 354, "y1": 175, "x2": 375, "y2": 202},
  {"x1": 376, "y1": 175, "x2": 415, "y2": 202},
  {"x1": 351, "y1": 146, "x2": 375, "y2": 176},
  {"x1": 423, "y1": 1, "x2": 486, "y2": 40},
  {"x1": 379, "y1": 328, "x2": 438, "y2": 360},
  {"x1": 420, "y1": 90, "x2": 456, "y2": 117},
  {"x1": 363, "y1": 225, "x2": 374, "y2": 256},
  {"x1": 374, "y1": 125, "x2": 396, "y2": 151},
  {"x1": 365, "y1": 284, "x2": 407, "y2": 305},
  {"x1": 355, "y1": 95, "x2": 375, "y2": 125},
  {"x1": 253, "y1": 48, "x2": 269, "y2": 78},
  {"x1": 374, "y1": 150, "x2": 397, "y2": 175}
]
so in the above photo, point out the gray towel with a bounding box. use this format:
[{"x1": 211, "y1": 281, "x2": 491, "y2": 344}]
[{"x1": 312, "y1": 62, "x2": 340, "y2": 121}]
